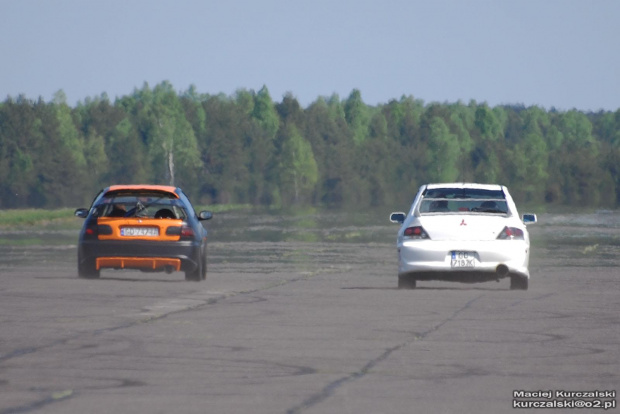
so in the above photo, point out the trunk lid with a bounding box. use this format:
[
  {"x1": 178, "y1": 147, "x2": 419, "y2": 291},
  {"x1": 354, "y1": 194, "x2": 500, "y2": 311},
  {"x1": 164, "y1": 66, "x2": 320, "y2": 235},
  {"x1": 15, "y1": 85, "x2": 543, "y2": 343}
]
[
  {"x1": 95, "y1": 217, "x2": 185, "y2": 241},
  {"x1": 419, "y1": 215, "x2": 507, "y2": 241}
]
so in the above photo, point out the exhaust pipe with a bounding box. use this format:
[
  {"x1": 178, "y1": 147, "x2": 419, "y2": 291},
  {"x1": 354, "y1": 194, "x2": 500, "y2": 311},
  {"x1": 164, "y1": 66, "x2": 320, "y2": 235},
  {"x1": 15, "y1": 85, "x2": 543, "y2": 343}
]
[
  {"x1": 496, "y1": 264, "x2": 509, "y2": 278},
  {"x1": 164, "y1": 265, "x2": 176, "y2": 274}
]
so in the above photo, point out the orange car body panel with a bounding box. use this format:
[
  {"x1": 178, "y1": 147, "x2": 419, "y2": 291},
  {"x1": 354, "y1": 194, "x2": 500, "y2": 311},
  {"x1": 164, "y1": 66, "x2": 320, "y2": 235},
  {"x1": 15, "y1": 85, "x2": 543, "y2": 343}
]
[
  {"x1": 96, "y1": 257, "x2": 181, "y2": 271},
  {"x1": 96, "y1": 217, "x2": 183, "y2": 242}
]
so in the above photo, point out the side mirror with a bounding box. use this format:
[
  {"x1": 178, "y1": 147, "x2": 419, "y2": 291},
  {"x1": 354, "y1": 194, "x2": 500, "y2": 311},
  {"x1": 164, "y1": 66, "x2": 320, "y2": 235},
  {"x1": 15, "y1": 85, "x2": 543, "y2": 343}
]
[
  {"x1": 74, "y1": 208, "x2": 89, "y2": 218},
  {"x1": 522, "y1": 213, "x2": 537, "y2": 224},
  {"x1": 390, "y1": 212, "x2": 406, "y2": 224},
  {"x1": 198, "y1": 211, "x2": 213, "y2": 221}
]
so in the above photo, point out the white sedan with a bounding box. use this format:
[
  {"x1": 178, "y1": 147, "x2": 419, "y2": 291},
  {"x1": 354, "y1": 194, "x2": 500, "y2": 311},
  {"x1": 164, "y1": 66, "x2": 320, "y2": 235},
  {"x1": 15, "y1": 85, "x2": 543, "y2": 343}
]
[{"x1": 390, "y1": 183, "x2": 537, "y2": 290}]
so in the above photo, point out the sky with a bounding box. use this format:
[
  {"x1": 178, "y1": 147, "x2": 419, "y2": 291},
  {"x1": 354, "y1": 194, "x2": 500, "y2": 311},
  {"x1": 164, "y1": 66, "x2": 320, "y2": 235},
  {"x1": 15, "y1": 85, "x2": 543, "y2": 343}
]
[{"x1": 2, "y1": 0, "x2": 619, "y2": 111}]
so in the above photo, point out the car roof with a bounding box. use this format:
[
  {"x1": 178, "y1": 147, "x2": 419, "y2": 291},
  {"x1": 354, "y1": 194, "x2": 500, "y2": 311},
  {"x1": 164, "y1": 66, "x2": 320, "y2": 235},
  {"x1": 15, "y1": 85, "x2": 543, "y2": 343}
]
[
  {"x1": 425, "y1": 182, "x2": 504, "y2": 191},
  {"x1": 105, "y1": 184, "x2": 180, "y2": 197}
]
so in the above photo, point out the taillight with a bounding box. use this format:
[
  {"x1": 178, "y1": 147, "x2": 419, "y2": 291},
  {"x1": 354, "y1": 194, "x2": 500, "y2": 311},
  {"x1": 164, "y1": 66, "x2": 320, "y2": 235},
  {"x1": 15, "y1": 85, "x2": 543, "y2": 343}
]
[
  {"x1": 180, "y1": 226, "x2": 195, "y2": 238},
  {"x1": 403, "y1": 226, "x2": 430, "y2": 239},
  {"x1": 84, "y1": 224, "x2": 112, "y2": 238},
  {"x1": 166, "y1": 225, "x2": 195, "y2": 239},
  {"x1": 497, "y1": 226, "x2": 524, "y2": 240}
]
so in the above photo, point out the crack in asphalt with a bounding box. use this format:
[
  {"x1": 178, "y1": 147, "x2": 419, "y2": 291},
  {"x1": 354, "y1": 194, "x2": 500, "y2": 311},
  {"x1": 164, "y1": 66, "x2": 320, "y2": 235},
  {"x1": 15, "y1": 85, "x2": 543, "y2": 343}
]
[
  {"x1": 0, "y1": 391, "x2": 74, "y2": 414},
  {"x1": 285, "y1": 294, "x2": 485, "y2": 414},
  {"x1": 2, "y1": 273, "x2": 481, "y2": 414},
  {"x1": 0, "y1": 273, "x2": 317, "y2": 363},
  {"x1": 0, "y1": 271, "x2": 322, "y2": 414}
]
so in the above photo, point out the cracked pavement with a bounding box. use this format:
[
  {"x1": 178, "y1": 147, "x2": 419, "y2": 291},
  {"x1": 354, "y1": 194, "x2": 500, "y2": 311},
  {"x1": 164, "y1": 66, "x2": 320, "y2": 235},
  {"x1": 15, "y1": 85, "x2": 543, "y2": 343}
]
[{"x1": 1, "y1": 212, "x2": 619, "y2": 413}]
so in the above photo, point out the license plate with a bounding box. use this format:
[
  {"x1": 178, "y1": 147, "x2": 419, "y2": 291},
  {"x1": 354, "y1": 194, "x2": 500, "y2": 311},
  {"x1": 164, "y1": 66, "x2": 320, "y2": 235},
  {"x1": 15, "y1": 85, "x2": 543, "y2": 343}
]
[
  {"x1": 121, "y1": 227, "x2": 159, "y2": 237},
  {"x1": 451, "y1": 251, "x2": 475, "y2": 268}
]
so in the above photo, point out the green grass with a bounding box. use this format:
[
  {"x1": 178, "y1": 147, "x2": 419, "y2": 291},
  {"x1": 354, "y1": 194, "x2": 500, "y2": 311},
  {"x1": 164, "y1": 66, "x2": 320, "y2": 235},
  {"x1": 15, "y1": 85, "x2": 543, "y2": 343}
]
[
  {"x1": 195, "y1": 204, "x2": 253, "y2": 213},
  {"x1": 0, "y1": 208, "x2": 78, "y2": 229},
  {"x1": 0, "y1": 237, "x2": 48, "y2": 246}
]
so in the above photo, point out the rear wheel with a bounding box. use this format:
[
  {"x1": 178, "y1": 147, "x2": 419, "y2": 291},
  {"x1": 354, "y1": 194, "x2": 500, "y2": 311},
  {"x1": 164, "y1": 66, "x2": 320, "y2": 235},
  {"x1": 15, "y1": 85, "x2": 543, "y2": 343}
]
[
  {"x1": 78, "y1": 257, "x2": 100, "y2": 279},
  {"x1": 185, "y1": 246, "x2": 205, "y2": 282},
  {"x1": 185, "y1": 262, "x2": 202, "y2": 281},
  {"x1": 201, "y1": 248, "x2": 207, "y2": 280},
  {"x1": 510, "y1": 275, "x2": 528, "y2": 290},
  {"x1": 398, "y1": 274, "x2": 416, "y2": 289}
]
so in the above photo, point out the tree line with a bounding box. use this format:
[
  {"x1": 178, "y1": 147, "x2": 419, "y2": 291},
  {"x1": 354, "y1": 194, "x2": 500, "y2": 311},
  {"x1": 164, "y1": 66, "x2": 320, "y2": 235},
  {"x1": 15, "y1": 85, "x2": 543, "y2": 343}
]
[{"x1": 1, "y1": 81, "x2": 619, "y2": 210}]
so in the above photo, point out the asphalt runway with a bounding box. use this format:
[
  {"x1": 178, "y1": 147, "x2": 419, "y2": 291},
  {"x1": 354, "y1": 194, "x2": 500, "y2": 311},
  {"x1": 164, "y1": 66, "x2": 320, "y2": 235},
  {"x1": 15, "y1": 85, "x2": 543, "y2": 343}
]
[{"x1": 0, "y1": 225, "x2": 618, "y2": 413}]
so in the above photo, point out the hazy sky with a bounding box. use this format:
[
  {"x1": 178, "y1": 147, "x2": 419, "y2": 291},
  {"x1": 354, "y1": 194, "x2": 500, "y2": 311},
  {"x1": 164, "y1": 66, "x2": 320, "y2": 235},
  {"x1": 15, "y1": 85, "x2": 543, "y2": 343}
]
[{"x1": 2, "y1": 0, "x2": 619, "y2": 111}]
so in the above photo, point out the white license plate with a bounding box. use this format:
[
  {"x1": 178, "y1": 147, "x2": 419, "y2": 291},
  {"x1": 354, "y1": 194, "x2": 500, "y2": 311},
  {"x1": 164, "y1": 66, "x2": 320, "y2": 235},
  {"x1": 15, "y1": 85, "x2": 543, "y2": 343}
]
[
  {"x1": 451, "y1": 251, "x2": 475, "y2": 268},
  {"x1": 121, "y1": 227, "x2": 159, "y2": 237}
]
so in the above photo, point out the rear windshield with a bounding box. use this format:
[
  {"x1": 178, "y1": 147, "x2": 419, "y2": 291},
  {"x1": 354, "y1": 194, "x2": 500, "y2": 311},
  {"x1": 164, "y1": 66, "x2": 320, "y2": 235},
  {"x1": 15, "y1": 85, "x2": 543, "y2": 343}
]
[
  {"x1": 92, "y1": 191, "x2": 188, "y2": 219},
  {"x1": 419, "y1": 188, "x2": 508, "y2": 215}
]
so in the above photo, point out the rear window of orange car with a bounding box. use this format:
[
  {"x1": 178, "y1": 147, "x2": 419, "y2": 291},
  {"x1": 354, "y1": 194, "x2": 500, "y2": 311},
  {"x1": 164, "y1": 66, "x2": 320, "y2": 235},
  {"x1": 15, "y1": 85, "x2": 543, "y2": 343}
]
[{"x1": 93, "y1": 191, "x2": 188, "y2": 219}]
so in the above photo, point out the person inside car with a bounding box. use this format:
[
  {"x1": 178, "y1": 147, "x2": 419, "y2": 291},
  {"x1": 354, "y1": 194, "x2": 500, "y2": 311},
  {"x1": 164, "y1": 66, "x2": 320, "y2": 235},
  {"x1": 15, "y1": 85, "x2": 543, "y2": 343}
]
[{"x1": 108, "y1": 204, "x2": 127, "y2": 217}]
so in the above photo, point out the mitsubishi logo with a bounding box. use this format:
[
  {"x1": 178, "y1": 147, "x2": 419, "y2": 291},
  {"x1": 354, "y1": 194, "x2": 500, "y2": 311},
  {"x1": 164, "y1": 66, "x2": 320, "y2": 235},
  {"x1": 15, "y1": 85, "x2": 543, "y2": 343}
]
[{"x1": 460, "y1": 219, "x2": 467, "y2": 226}]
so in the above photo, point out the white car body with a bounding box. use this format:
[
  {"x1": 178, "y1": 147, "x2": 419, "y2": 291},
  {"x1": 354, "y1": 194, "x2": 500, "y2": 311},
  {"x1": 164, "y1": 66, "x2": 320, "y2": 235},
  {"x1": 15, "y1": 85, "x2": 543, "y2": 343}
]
[{"x1": 390, "y1": 183, "x2": 537, "y2": 290}]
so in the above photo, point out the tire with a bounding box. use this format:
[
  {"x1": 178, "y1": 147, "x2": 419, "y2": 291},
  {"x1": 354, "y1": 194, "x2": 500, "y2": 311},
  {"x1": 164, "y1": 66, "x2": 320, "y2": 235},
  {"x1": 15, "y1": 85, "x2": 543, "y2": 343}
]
[
  {"x1": 398, "y1": 274, "x2": 416, "y2": 289},
  {"x1": 78, "y1": 256, "x2": 100, "y2": 279},
  {"x1": 185, "y1": 247, "x2": 205, "y2": 282},
  {"x1": 201, "y1": 248, "x2": 207, "y2": 280},
  {"x1": 510, "y1": 275, "x2": 528, "y2": 290},
  {"x1": 184, "y1": 263, "x2": 202, "y2": 281}
]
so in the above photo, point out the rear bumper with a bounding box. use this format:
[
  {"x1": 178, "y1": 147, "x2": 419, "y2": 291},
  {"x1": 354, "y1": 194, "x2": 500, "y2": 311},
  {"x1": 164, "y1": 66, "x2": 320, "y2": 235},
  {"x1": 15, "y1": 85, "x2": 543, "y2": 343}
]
[
  {"x1": 96, "y1": 257, "x2": 181, "y2": 271},
  {"x1": 78, "y1": 239, "x2": 203, "y2": 272},
  {"x1": 397, "y1": 239, "x2": 530, "y2": 279}
]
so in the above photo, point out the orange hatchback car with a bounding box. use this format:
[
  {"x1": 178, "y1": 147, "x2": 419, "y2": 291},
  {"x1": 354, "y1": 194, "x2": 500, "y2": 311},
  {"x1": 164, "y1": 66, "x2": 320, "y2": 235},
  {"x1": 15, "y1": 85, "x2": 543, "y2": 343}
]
[{"x1": 75, "y1": 185, "x2": 213, "y2": 281}]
